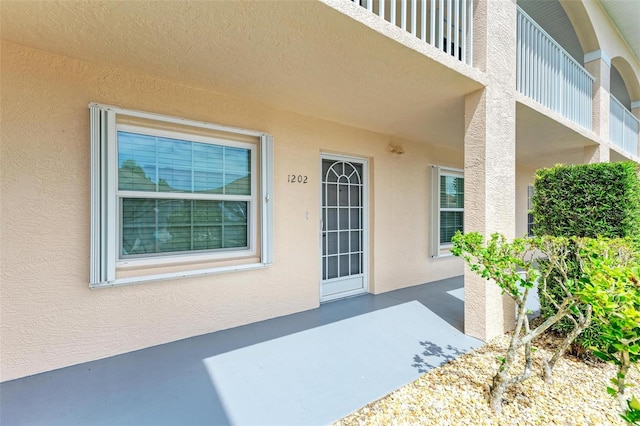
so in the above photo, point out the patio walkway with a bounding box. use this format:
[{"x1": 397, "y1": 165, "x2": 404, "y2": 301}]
[{"x1": 0, "y1": 276, "x2": 482, "y2": 426}]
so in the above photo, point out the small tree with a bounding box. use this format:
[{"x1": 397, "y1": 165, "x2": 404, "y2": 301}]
[
  {"x1": 452, "y1": 233, "x2": 583, "y2": 412},
  {"x1": 453, "y1": 232, "x2": 638, "y2": 414}
]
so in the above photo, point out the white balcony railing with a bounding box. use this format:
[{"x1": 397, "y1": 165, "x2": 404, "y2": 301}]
[
  {"x1": 517, "y1": 7, "x2": 593, "y2": 130},
  {"x1": 353, "y1": 0, "x2": 474, "y2": 66},
  {"x1": 610, "y1": 95, "x2": 639, "y2": 157}
]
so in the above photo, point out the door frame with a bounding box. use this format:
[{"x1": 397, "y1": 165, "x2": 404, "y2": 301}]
[{"x1": 319, "y1": 153, "x2": 369, "y2": 302}]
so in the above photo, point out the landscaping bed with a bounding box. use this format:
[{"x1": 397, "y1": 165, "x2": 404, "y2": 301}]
[{"x1": 335, "y1": 332, "x2": 639, "y2": 425}]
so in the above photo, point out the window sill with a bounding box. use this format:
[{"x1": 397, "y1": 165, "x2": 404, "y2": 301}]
[
  {"x1": 90, "y1": 261, "x2": 270, "y2": 289},
  {"x1": 116, "y1": 249, "x2": 256, "y2": 270},
  {"x1": 431, "y1": 252, "x2": 455, "y2": 259}
]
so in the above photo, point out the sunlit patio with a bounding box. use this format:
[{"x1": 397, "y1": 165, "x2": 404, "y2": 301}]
[{"x1": 1, "y1": 277, "x2": 485, "y2": 426}]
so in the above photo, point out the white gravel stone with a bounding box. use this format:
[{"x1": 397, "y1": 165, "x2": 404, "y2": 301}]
[{"x1": 335, "y1": 335, "x2": 639, "y2": 426}]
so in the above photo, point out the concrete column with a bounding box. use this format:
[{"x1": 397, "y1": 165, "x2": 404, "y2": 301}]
[
  {"x1": 584, "y1": 50, "x2": 611, "y2": 144},
  {"x1": 463, "y1": 0, "x2": 517, "y2": 341},
  {"x1": 583, "y1": 144, "x2": 610, "y2": 164},
  {"x1": 633, "y1": 103, "x2": 640, "y2": 158}
]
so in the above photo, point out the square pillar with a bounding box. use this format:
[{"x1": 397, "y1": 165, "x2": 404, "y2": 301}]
[
  {"x1": 633, "y1": 102, "x2": 640, "y2": 158},
  {"x1": 464, "y1": 0, "x2": 517, "y2": 341},
  {"x1": 584, "y1": 51, "x2": 611, "y2": 141},
  {"x1": 583, "y1": 144, "x2": 610, "y2": 164}
]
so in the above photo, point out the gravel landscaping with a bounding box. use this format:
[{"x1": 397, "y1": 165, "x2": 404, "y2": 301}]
[{"x1": 335, "y1": 333, "x2": 639, "y2": 425}]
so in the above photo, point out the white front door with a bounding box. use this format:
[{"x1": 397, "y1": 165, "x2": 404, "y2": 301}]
[{"x1": 320, "y1": 155, "x2": 368, "y2": 302}]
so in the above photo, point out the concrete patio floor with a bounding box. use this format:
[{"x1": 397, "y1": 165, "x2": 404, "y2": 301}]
[{"x1": 1, "y1": 276, "x2": 484, "y2": 426}]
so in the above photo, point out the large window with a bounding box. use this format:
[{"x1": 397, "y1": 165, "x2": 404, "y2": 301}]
[
  {"x1": 430, "y1": 166, "x2": 464, "y2": 257},
  {"x1": 90, "y1": 104, "x2": 273, "y2": 287}
]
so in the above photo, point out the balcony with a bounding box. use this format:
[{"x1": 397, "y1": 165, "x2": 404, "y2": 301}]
[
  {"x1": 351, "y1": 0, "x2": 474, "y2": 66},
  {"x1": 610, "y1": 95, "x2": 639, "y2": 158},
  {"x1": 516, "y1": 7, "x2": 593, "y2": 131}
]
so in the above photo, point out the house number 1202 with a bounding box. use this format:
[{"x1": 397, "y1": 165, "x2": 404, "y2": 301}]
[{"x1": 287, "y1": 175, "x2": 308, "y2": 184}]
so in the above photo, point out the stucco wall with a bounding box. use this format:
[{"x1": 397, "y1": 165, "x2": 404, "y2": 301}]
[{"x1": 0, "y1": 42, "x2": 464, "y2": 381}]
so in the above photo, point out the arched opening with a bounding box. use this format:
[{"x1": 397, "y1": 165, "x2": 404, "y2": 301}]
[
  {"x1": 559, "y1": 0, "x2": 600, "y2": 56},
  {"x1": 611, "y1": 57, "x2": 640, "y2": 106},
  {"x1": 518, "y1": 0, "x2": 585, "y2": 64},
  {"x1": 609, "y1": 57, "x2": 639, "y2": 157},
  {"x1": 611, "y1": 65, "x2": 631, "y2": 109}
]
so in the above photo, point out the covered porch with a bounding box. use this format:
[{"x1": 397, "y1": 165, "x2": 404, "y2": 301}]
[{"x1": 0, "y1": 277, "x2": 482, "y2": 426}]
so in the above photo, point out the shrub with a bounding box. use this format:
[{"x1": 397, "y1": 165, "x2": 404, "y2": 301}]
[
  {"x1": 574, "y1": 238, "x2": 640, "y2": 423},
  {"x1": 533, "y1": 161, "x2": 640, "y2": 240},
  {"x1": 532, "y1": 161, "x2": 640, "y2": 352}
]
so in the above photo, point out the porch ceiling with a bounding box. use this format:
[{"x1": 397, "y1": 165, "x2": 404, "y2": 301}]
[
  {"x1": 515, "y1": 97, "x2": 599, "y2": 169},
  {"x1": 1, "y1": 0, "x2": 484, "y2": 147},
  {"x1": 600, "y1": 0, "x2": 640, "y2": 62}
]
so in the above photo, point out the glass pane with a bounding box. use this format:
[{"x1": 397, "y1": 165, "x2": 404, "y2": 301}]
[
  {"x1": 121, "y1": 198, "x2": 159, "y2": 255},
  {"x1": 440, "y1": 176, "x2": 464, "y2": 208},
  {"x1": 327, "y1": 232, "x2": 338, "y2": 256},
  {"x1": 440, "y1": 211, "x2": 463, "y2": 244},
  {"x1": 350, "y1": 231, "x2": 361, "y2": 251},
  {"x1": 338, "y1": 184, "x2": 349, "y2": 206},
  {"x1": 117, "y1": 131, "x2": 251, "y2": 195},
  {"x1": 326, "y1": 256, "x2": 338, "y2": 279},
  {"x1": 326, "y1": 208, "x2": 338, "y2": 231},
  {"x1": 351, "y1": 163, "x2": 363, "y2": 185},
  {"x1": 121, "y1": 198, "x2": 248, "y2": 257},
  {"x1": 157, "y1": 137, "x2": 192, "y2": 192},
  {"x1": 326, "y1": 183, "x2": 337, "y2": 206},
  {"x1": 193, "y1": 143, "x2": 223, "y2": 170},
  {"x1": 223, "y1": 225, "x2": 248, "y2": 248},
  {"x1": 193, "y1": 200, "x2": 222, "y2": 225},
  {"x1": 350, "y1": 208, "x2": 361, "y2": 229},
  {"x1": 162, "y1": 225, "x2": 191, "y2": 252},
  {"x1": 350, "y1": 186, "x2": 360, "y2": 205},
  {"x1": 193, "y1": 226, "x2": 222, "y2": 250},
  {"x1": 339, "y1": 231, "x2": 349, "y2": 254},
  {"x1": 326, "y1": 169, "x2": 338, "y2": 183},
  {"x1": 344, "y1": 163, "x2": 355, "y2": 178},
  {"x1": 194, "y1": 170, "x2": 224, "y2": 194},
  {"x1": 350, "y1": 254, "x2": 361, "y2": 275},
  {"x1": 338, "y1": 208, "x2": 349, "y2": 230},
  {"x1": 118, "y1": 132, "x2": 157, "y2": 191},
  {"x1": 339, "y1": 255, "x2": 350, "y2": 276},
  {"x1": 224, "y1": 147, "x2": 251, "y2": 195}
]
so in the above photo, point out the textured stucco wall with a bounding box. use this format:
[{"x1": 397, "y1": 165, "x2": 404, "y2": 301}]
[
  {"x1": 463, "y1": 0, "x2": 517, "y2": 341},
  {"x1": 585, "y1": 56, "x2": 611, "y2": 142},
  {"x1": 0, "y1": 42, "x2": 463, "y2": 381}
]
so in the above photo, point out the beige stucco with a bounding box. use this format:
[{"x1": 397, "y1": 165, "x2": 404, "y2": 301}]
[
  {"x1": 0, "y1": 0, "x2": 485, "y2": 155},
  {"x1": 463, "y1": 0, "x2": 517, "y2": 341},
  {"x1": 0, "y1": 41, "x2": 468, "y2": 381},
  {"x1": 586, "y1": 57, "x2": 611, "y2": 140},
  {"x1": 2, "y1": 0, "x2": 639, "y2": 382}
]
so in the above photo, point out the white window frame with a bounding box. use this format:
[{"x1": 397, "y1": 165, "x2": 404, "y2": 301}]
[
  {"x1": 430, "y1": 165, "x2": 464, "y2": 257},
  {"x1": 527, "y1": 185, "x2": 534, "y2": 237},
  {"x1": 89, "y1": 103, "x2": 273, "y2": 288}
]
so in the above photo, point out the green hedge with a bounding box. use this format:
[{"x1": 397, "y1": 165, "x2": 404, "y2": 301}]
[
  {"x1": 532, "y1": 161, "x2": 640, "y2": 240},
  {"x1": 532, "y1": 161, "x2": 640, "y2": 352}
]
